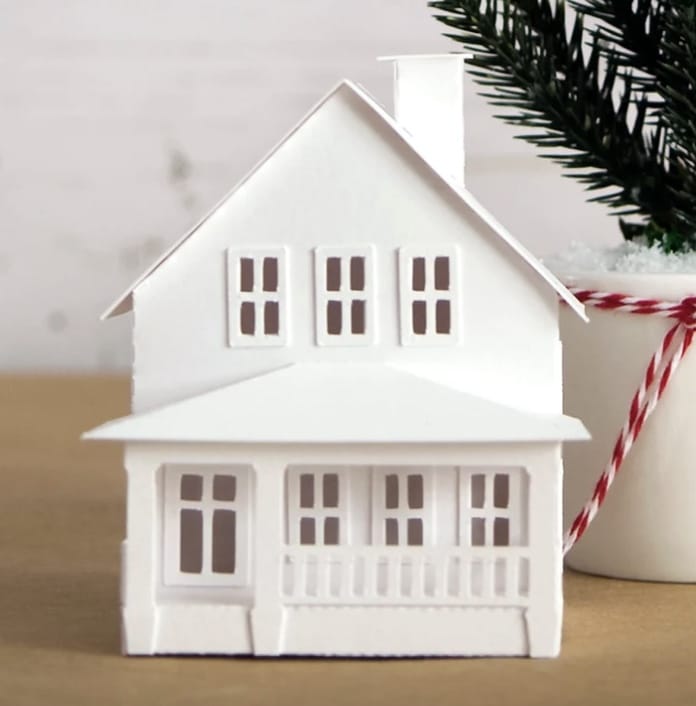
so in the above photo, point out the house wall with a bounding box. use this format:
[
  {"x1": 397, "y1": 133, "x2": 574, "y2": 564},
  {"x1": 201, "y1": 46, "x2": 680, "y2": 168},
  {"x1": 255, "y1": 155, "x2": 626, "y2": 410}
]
[
  {"x1": 121, "y1": 440, "x2": 563, "y2": 657},
  {"x1": 132, "y1": 86, "x2": 562, "y2": 414}
]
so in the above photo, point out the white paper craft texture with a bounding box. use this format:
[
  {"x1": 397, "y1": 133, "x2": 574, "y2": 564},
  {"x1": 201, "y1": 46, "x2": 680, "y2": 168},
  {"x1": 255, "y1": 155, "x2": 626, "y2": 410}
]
[{"x1": 86, "y1": 55, "x2": 588, "y2": 658}]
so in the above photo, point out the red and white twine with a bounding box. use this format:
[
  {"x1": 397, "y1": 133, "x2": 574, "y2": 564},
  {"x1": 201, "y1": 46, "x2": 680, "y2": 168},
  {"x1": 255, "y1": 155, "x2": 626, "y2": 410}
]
[{"x1": 563, "y1": 287, "x2": 696, "y2": 555}]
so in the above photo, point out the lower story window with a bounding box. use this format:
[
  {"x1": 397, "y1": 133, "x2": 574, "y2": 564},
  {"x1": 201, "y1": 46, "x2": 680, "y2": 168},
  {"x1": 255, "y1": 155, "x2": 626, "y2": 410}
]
[
  {"x1": 372, "y1": 468, "x2": 433, "y2": 546},
  {"x1": 287, "y1": 467, "x2": 348, "y2": 545},
  {"x1": 163, "y1": 464, "x2": 251, "y2": 587},
  {"x1": 459, "y1": 467, "x2": 527, "y2": 547}
]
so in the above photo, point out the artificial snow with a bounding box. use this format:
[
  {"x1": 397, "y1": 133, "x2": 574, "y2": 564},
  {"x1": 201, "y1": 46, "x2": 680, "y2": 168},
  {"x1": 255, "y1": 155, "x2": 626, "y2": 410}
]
[{"x1": 544, "y1": 240, "x2": 696, "y2": 275}]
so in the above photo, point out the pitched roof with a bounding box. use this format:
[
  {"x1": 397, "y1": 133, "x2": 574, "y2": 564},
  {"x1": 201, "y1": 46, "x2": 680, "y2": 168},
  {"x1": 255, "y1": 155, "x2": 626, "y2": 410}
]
[
  {"x1": 102, "y1": 80, "x2": 586, "y2": 321},
  {"x1": 84, "y1": 363, "x2": 589, "y2": 444}
]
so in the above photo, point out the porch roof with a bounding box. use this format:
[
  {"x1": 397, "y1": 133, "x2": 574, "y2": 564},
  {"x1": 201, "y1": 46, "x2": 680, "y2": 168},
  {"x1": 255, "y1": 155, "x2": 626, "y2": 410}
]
[{"x1": 84, "y1": 364, "x2": 588, "y2": 444}]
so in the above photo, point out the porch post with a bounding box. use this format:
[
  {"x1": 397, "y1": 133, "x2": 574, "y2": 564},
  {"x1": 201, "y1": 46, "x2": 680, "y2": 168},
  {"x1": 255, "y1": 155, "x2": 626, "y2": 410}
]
[
  {"x1": 250, "y1": 456, "x2": 286, "y2": 655},
  {"x1": 524, "y1": 444, "x2": 564, "y2": 658},
  {"x1": 121, "y1": 446, "x2": 158, "y2": 654}
]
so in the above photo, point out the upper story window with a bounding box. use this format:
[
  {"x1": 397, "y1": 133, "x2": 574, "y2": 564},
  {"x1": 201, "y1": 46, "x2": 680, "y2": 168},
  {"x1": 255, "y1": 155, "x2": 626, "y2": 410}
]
[
  {"x1": 314, "y1": 246, "x2": 376, "y2": 346},
  {"x1": 227, "y1": 247, "x2": 288, "y2": 347},
  {"x1": 399, "y1": 246, "x2": 460, "y2": 345}
]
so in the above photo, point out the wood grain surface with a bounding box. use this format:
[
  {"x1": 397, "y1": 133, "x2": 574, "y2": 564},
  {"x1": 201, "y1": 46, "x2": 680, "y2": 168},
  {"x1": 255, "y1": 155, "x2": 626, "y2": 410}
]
[{"x1": 0, "y1": 375, "x2": 695, "y2": 705}]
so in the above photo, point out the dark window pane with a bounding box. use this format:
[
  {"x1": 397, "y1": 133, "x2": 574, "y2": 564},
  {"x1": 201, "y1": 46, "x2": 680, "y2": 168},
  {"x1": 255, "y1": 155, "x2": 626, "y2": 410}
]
[
  {"x1": 434, "y1": 256, "x2": 450, "y2": 291},
  {"x1": 212, "y1": 510, "x2": 236, "y2": 573},
  {"x1": 494, "y1": 474, "x2": 510, "y2": 508},
  {"x1": 323, "y1": 474, "x2": 339, "y2": 508},
  {"x1": 264, "y1": 301, "x2": 279, "y2": 335},
  {"x1": 407, "y1": 518, "x2": 424, "y2": 546},
  {"x1": 326, "y1": 257, "x2": 341, "y2": 291},
  {"x1": 471, "y1": 474, "x2": 485, "y2": 508},
  {"x1": 385, "y1": 474, "x2": 399, "y2": 509},
  {"x1": 471, "y1": 517, "x2": 486, "y2": 546},
  {"x1": 350, "y1": 257, "x2": 365, "y2": 291},
  {"x1": 412, "y1": 257, "x2": 426, "y2": 291},
  {"x1": 213, "y1": 475, "x2": 236, "y2": 501},
  {"x1": 299, "y1": 474, "x2": 314, "y2": 508},
  {"x1": 412, "y1": 301, "x2": 427, "y2": 335},
  {"x1": 300, "y1": 517, "x2": 316, "y2": 545},
  {"x1": 240, "y1": 302, "x2": 255, "y2": 335},
  {"x1": 180, "y1": 509, "x2": 203, "y2": 573},
  {"x1": 180, "y1": 474, "x2": 202, "y2": 501},
  {"x1": 351, "y1": 300, "x2": 366, "y2": 335},
  {"x1": 385, "y1": 518, "x2": 399, "y2": 546},
  {"x1": 327, "y1": 300, "x2": 342, "y2": 335},
  {"x1": 324, "y1": 517, "x2": 340, "y2": 545},
  {"x1": 240, "y1": 258, "x2": 254, "y2": 292},
  {"x1": 263, "y1": 257, "x2": 278, "y2": 292},
  {"x1": 407, "y1": 474, "x2": 424, "y2": 509},
  {"x1": 494, "y1": 517, "x2": 510, "y2": 546},
  {"x1": 436, "y1": 300, "x2": 451, "y2": 334}
]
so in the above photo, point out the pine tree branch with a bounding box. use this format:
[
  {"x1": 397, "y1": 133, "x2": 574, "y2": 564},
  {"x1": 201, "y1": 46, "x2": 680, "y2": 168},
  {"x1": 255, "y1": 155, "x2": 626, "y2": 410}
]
[
  {"x1": 429, "y1": 0, "x2": 682, "y2": 231},
  {"x1": 570, "y1": 0, "x2": 665, "y2": 85},
  {"x1": 574, "y1": 1, "x2": 696, "y2": 248}
]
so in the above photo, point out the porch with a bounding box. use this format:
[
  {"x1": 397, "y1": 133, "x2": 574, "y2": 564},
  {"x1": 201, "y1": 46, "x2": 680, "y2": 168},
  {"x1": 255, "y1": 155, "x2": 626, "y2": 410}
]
[{"x1": 119, "y1": 441, "x2": 564, "y2": 656}]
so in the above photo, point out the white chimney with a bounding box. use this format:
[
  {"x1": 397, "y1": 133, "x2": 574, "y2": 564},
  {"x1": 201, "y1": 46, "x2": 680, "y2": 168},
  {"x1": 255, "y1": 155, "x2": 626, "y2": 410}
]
[{"x1": 380, "y1": 54, "x2": 468, "y2": 185}]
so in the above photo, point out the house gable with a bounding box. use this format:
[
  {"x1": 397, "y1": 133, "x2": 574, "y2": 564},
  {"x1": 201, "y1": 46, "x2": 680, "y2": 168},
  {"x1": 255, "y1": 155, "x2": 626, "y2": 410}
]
[
  {"x1": 118, "y1": 80, "x2": 575, "y2": 415},
  {"x1": 104, "y1": 80, "x2": 584, "y2": 321}
]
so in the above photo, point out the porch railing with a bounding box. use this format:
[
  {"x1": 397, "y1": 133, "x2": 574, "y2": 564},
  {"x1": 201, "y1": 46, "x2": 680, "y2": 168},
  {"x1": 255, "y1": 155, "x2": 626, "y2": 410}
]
[{"x1": 282, "y1": 546, "x2": 530, "y2": 606}]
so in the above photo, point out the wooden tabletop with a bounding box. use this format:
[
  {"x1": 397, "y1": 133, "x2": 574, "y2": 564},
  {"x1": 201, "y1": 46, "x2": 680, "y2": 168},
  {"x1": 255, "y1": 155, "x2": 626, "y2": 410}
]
[{"x1": 1, "y1": 375, "x2": 696, "y2": 706}]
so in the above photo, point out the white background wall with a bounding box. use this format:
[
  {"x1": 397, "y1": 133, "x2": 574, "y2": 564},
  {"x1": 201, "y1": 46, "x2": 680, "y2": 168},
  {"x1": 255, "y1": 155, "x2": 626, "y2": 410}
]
[{"x1": 0, "y1": 0, "x2": 618, "y2": 372}]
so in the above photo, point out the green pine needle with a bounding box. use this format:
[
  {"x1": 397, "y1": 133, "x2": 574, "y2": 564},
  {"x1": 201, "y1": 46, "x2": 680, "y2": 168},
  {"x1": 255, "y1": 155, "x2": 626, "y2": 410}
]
[{"x1": 429, "y1": 0, "x2": 696, "y2": 251}]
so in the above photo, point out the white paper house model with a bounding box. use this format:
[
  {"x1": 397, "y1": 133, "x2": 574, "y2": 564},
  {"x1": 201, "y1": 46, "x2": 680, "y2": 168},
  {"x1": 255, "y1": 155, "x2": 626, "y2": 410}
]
[{"x1": 86, "y1": 55, "x2": 589, "y2": 658}]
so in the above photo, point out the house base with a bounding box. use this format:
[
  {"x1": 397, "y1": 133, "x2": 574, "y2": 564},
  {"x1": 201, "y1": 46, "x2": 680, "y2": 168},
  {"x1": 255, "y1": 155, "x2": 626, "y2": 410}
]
[{"x1": 125, "y1": 603, "x2": 551, "y2": 658}]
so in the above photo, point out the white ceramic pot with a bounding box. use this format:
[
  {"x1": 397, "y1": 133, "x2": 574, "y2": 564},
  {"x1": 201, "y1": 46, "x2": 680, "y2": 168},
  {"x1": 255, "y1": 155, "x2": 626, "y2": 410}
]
[{"x1": 559, "y1": 271, "x2": 696, "y2": 582}]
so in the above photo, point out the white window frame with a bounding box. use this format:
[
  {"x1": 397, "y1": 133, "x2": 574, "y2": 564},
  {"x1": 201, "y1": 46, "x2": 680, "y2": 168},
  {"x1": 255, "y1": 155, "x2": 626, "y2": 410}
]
[
  {"x1": 398, "y1": 245, "x2": 461, "y2": 345},
  {"x1": 287, "y1": 467, "x2": 349, "y2": 545},
  {"x1": 371, "y1": 467, "x2": 434, "y2": 546},
  {"x1": 458, "y1": 467, "x2": 527, "y2": 548},
  {"x1": 227, "y1": 247, "x2": 289, "y2": 347},
  {"x1": 163, "y1": 464, "x2": 251, "y2": 587},
  {"x1": 314, "y1": 245, "x2": 376, "y2": 346}
]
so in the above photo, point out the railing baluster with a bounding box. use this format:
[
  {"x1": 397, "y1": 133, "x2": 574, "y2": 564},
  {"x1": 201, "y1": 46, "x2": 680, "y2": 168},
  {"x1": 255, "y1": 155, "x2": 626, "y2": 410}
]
[
  {"x1": 458, "y1": 554, "x2": 469, "y2": 600},
  {"x1": 342, "y1": 555, "x2": 352, "y2": 600},
  {"x1": 363, "y1": 553, "x2": 376, "y2": 599},
  {"x1": 294, "y1": 555, "x2": 301, "y2": 599},
  {"x1": 487, "y1": 558, "x2": 496, "y2": 599},
  {"x1": 506, "y1": 555, "x2": 518, "y2": 600},
  {"x1": 388, "y1": 554, "x2": 400, "y2": 599},
  {"x1": 435, "y1": 553, "x2": 449, "y2": 599},
  {"x1": 320, "y1": 555, "x2": 331, "y2": 599},
  {"x1": 284, "y1": 556, "x2": 293, "y2": 598},
  {"x1": 410, "y1": 555, "x2": 424, "y2": 599}
]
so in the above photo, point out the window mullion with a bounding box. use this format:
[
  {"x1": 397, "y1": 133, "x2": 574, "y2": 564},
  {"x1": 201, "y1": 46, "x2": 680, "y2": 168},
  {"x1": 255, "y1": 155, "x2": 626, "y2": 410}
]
[
  {"x1": 254, "y1": 257, "x2": 263, "y2": 294},
  {"x1": 508, "y1": 470, "x2": 519, "y2": 544},
  {"x1": 486, "y1": 473, "x2": 495, "y2": 546},
  {"x1": 426, "y1": 296, "x2": 437, "y2": 336},
  {"x1": 341, "y1": 257, "x2": 350, "y2": 296},
  {"x1": 201, "y1": 475, "x2": 213, "y2": 577}
]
